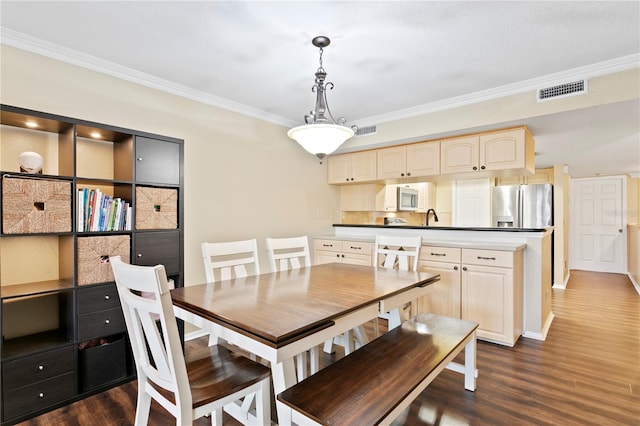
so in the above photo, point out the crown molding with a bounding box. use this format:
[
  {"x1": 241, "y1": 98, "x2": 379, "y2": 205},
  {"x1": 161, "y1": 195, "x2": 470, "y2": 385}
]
[
  {"x1": 0, "y1": 28, "x2": 296, "y2": 127},
  {"x1": 2, "y1": 28, "x2": 638, "y2": 129}
]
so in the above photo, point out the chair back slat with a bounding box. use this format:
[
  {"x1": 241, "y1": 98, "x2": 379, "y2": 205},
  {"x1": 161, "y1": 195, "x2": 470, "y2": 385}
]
[
  {"x1": 266, "y1": 236, "x2": 311, "y2": 272},
  {"x1": 374, "y1": 235, "x2": 422, "y2": 272},
  {"x1": 202, "y1": 239, "x2": 260, "y2": 282}
]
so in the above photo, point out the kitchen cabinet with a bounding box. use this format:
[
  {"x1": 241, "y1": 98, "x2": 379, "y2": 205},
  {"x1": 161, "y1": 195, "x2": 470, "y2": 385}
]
[
  {"x1": 441, "y1": 127, "x2": 534, "y2": 177},
  {"x1": 0, "y1": 104, "x2": 184, "y2": 424},
  {"x1": 327, "y1": 151, "x2": 377, "y2": 184},
  {"x1": 461, "y1": 248, "x2": 523, "y2": 346},
  {"x1": 495, "y1": 167, "x2": 553, "y2": 186},
  {"x1": 418, "y1": 245, "x2": 523, "y2": 346},
  {"x1": 418, "y1": 246, "x2": 461, "y2": 318},
  {"x1": 313, "y1": 238, "x2": 372, "y2": 266},
  {"x1": 376, "y1": 141, "x2": 440, "y2": 180}
]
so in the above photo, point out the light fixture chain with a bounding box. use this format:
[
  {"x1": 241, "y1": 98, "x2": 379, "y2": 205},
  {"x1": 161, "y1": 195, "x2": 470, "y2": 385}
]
[{"x1": 318, "y1": 47, "x2": 324, "y2": 68}]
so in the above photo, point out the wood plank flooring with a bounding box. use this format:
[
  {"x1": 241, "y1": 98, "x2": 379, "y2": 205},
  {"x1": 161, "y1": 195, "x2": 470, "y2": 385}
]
[{"x1": 18, "y1": 270, "x2": 639, "y2": 425}]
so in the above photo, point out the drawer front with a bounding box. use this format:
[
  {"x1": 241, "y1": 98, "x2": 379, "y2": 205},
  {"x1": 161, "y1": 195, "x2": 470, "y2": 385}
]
[
  {"x1": 135, "y1": 136, "x2": 181, "y2": 185},
  {"x1": 2, "y1": 372, "x2": 76, "y2": 421},
  {"x1": 462, "y1": 248, "x2": 513, "y2": 268},
  {"x1": 314, "y1": 239, "x2": 341, "y2": 253},
  {"x1": 78, "y1": 283, "x2": 120, "y2": 315},
  {"x1": 2, "y1": 346, "x2": 75, "y2": 390},
  {"x1": 421, "y1": 246, "x2": 461, "y2": 263},
  {"x1": 341, "y1": 240, "x2": 372, "y2": 255},
  {"x1": 134, "y1": 231, "x2": 180, "y2": 274},
  {"x1": 78, "y1": 308, "x2": 126, "y2": 341}
]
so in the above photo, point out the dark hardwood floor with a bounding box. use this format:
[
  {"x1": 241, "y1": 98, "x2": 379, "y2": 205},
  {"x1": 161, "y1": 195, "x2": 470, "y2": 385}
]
[{"x1": 19, "y1": 270, "x2": 639, "y2": 425}]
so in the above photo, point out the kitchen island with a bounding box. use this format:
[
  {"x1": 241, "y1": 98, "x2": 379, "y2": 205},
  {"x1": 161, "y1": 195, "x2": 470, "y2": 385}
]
[{"x1": 318, "y1": 224, "x2": 554, "y2": 341}]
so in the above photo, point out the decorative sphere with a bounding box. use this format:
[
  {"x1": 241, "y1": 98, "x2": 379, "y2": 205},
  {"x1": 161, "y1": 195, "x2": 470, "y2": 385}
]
[{"x1": 18, "y1": 151, "x2": 44, "y2": 173}]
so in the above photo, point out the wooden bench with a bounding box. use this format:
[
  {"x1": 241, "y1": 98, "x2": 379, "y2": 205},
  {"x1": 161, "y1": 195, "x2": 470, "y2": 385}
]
[{"x1": 277, "y1": 313, "x2": 478, "y2": 426}]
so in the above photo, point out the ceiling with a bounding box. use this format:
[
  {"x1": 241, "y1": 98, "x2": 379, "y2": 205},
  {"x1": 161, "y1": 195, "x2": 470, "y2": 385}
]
[{"x1": 1, "y1": 1, "x2": 639, "y2": 178}]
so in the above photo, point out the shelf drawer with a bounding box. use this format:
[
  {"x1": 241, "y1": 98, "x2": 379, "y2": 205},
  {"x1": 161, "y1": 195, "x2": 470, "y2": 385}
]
[
  {"x1": 2, "y1": 176, "x2": 72, "y2": 234},
  {"x1": 462, "y1": 248, "x2": 514, "y2": 268},
  {"x1": 2, "y1": 346, "x2": 74, "y2": 390},
  {"x1": 134, "y1": 231, "x2": 180, "y2": 274},
  {"x1": 78, "y1": 334, "x2": 128, "y2": 392},
  {"x1": 78, "y1": 283, "x2": 120, "y2": 315},
  {"x1": 421, "y1": 246, "x2": 461, "y2": 263},
  {"x1": 77, "y1": 308, "x2": 126, "y2": 341},
  {"x1": 135, "y1": 136, "x2": 180, "y2": 185},
  {"x1": 2, "y1": 371, "x2": 75, "y2": 422}
]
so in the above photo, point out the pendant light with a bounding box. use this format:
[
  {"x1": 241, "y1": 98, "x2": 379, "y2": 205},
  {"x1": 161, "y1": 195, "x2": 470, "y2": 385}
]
[{"x1": 287, "y1": 36, "x2": 357, "y2": 163}]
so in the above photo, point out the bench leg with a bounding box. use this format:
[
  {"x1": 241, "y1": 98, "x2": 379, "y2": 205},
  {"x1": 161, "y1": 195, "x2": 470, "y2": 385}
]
[{"x1": 464, "y1": 330, "x2": 477, "y2": 391}]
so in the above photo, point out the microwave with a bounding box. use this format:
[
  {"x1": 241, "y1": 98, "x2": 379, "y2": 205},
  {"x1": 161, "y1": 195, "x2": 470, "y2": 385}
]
[{"x1": 397, "y1": 186, "x2": 419, "y2": 211}]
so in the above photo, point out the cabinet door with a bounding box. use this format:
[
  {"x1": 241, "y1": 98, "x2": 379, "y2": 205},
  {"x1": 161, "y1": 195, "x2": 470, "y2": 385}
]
[
  {"x1": 327, "y1": 154, "x2": 352, "y2": 184},
  {"x1": 461, "y1": 263, "x2": 513, "y2": 343},
  {"x1": 350, "y1": 151, "x2": 377, "y2": 182},
  {"x1": 377, "y1": 146, "x2": 407, "y2": 179},
  {"x1": 341, "y1": 253, "x2": 371, "y2": 266},
  {"x1": 418, "y1": 260, "x2": 461, "y2": 318},
  {"x1": 407, "y1": 141, "x2": 440, "y2": 177},
  {"x1": 314, "y1": 251, "x2": 341, "y2": 265},
  {"x1": 479, "y1": 129, "x2": 526, "y2": 171},
  {"x1": 526, "y1": 168, "x2": 553, "y2": 184},
  {"x1": 440, "y1": 136, "x2": 479, "y2": 174},
  {"x1": 135, "y1": 137, "x2": 180, "y2": 185},
  {"x1": 134, "y1": 231, "x2": 180, "y2": 274}
]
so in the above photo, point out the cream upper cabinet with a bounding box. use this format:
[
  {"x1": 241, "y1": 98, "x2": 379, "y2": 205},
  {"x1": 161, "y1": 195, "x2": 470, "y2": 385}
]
[
  {"x1": 495, "y1": 167, "x2": 553, "y2": 186},
  {"x1": 377, "y1": 141, "x2": 440, "y2": 180},
  {"x1": 328, "y1": 151, "x2": 377, "y2": 184},
  {"x1": 441, "y1": 127, "x2": 534, "y2": 177},
  {"x1": 440, "y1": 135, "x2": 480, "y2": 174},
  {"x1": 480, "y1": 128, "x2": 534, "y2": 173}
]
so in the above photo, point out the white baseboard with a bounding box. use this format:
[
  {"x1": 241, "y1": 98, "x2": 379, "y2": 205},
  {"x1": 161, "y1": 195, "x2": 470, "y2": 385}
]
[
  {"x1": 522, "y1": 312, "x2": 555, "y2": 341},
  {"x1": 628, "y1": 272, "x2": 640, "y2": 295}
]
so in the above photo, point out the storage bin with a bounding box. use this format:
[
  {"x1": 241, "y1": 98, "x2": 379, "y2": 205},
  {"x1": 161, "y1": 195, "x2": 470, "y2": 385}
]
[
  {"x1": 78, "y1": 334, "x2": 127, "y2": 392},
  {"x1": 77, "y1": 235, "x2": 130, "y2": 285},
  {"x1": 2, "y1": 176, "x2": 71, "y2": 234},
  {"x1": 135, "y1": 186, "x2": 178, "y2": 229}
]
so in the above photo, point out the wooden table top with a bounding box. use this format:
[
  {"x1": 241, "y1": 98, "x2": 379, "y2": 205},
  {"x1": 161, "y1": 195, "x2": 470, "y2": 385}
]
[{"x1": 171, "y1": 262, "x2": 439, "y2": 348}]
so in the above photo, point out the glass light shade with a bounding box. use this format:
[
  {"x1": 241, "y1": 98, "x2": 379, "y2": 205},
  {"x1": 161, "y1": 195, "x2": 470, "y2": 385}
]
[{"x1": 287, "y1": 123, "x2": 355, "y2": 158}]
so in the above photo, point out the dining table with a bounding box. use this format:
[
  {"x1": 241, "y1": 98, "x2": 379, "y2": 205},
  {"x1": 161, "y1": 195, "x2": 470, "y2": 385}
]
[{"x1": 171, "y1": 262, "x2": 440, "y2": 424}]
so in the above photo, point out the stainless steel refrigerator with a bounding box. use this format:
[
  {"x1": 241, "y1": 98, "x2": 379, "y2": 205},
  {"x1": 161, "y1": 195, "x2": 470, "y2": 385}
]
[{"x1": 492, "y1": 183, "x2": 553, "y2": 228}]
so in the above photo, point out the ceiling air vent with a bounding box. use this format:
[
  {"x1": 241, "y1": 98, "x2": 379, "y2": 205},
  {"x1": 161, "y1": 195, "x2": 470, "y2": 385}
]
[
  {"x1": 537, "y1": 80, "x2": 587, "y2": 102},
  {"x1": 355, "y1": 125, "x2": 377, "y2": 137}
]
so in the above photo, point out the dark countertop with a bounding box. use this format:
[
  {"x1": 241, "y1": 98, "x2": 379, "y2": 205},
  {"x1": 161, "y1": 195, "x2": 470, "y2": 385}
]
[{"x1": 333, "y1": 224, "x2": 548, "y2": 232}]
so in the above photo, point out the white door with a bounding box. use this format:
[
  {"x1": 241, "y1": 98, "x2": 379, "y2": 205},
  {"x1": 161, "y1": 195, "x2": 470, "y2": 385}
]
[
  {"x1": 571, "y1": 177, "x2": 626, "y2": 273},
  {"x1": 453, "y1": 179, "x2": 491, "y2": 227}
]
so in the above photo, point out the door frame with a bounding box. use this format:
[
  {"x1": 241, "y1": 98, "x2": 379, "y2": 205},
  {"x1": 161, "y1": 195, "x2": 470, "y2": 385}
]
[{"x1": 569, "y1": 175, "x2": 628, "y2": 274}]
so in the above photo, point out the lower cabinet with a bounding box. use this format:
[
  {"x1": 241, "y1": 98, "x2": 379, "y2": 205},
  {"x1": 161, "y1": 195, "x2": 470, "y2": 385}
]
[
  {"x1": 419, "y1": 245, "x2": 523, "y2": 346},
  {"x1": 313, "y1": 238, "x2": 373, "y2": 266}
]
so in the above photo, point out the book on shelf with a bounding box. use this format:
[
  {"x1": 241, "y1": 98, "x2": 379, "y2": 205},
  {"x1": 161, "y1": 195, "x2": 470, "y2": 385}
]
[{"x1": 77, "y1": 188, "x2": 132, "y2": 232}]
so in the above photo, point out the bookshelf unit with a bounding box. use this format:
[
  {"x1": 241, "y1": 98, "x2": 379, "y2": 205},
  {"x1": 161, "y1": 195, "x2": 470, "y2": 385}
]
[{"x1": 0, "y1": 104, "x2": 184, "y2": 424}]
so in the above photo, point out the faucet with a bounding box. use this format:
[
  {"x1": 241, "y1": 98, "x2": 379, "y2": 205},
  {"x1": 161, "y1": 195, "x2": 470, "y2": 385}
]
[{"x1": 425, "y1": 208, "x2": 439, "y2": 226}]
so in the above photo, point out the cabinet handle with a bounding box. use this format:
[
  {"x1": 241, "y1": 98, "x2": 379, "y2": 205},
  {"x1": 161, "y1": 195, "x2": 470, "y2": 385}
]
[
  {"x1": 38, "y1": 365, "x2": 45, "y2": 371},
  {"x1": 407, "y1": 172, "x2": 411, "y2": 176},
  {"x1": 350, "y1": 178, "x2": 355, "y2": 181},
  {"x1": 105, "y1": 319, "x2": 111, "y2": 324},
  {"x1": 350, "y1": 246, "x2": 361, "y2": 250},
  {"x1": 481, "y1": 165, "x2": 486, "y2": 170},
  {"x1": 472, "y1": 166, "x2": 477, "y2": 171},
  {"x1": 477, "y1": 256, "x2": 496, "y2": 261},
  {"x1": 104, "y1": 295, "x2": 110, "y2": 300},
  {"x1": 341, "y1": 254, "x2": 345, "y2": 258},
  {"x1": 462, "y1": 266, "x2": 468, "y2": 271},
  {"x1": 336, "y1": 254, "x2": 340, "y2": 258},
  {"x1": 401, "y1": 173, "x2": 405, "y2": 176},
  {"x1": 430, "y1": 252, "x2": 446, "y2": 256},
  {"x1": 323, "y1": 244, "x2": 334, "y2": 247},
  {"x1": 137, "y1": 157, "x2": 143, "y2": 161},
  {"x1": 137, "y1": 253, "x2": 143, "y2": 258},
  {"x1": 454, "y1": 266, "x2": 459, "y2": 271},
  {"x1": 39, "y1": 392, "x2": 45, "y2": 398}
]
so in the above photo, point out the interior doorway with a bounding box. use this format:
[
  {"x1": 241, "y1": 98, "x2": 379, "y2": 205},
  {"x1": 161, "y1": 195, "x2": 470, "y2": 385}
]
[{"x1": 570, "y1": 176, "x2": 626, "y2": 273}]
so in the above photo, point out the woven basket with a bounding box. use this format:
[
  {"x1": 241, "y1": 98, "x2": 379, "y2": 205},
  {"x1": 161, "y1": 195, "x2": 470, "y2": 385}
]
[
  {"x1": 2, "y1": 176, "x2": 72, "y2": 234},
  {"x1": 77, "y1": 235, "x2": 130, "y2": 285},
  {"x1": 135, "y1": 187, "x2": 178, "y2": 230}
]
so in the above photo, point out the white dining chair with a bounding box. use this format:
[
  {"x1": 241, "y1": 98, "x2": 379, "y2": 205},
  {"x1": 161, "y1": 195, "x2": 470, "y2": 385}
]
[
  {"x1": 202, "y1": 239, "x2": 260, "y2": 282},
  {"x1": 265, "y1": 235, "x2": 318, "y2": 378},
  {"x1": 373, "y1": 234, "x2": 422, "y2": 336},
  {"x1": 109, "y1": 256, "x2": 270, "y2": 426},
  {"x1": 265, "y1": 235, "x2": 311, "y2": 272}
]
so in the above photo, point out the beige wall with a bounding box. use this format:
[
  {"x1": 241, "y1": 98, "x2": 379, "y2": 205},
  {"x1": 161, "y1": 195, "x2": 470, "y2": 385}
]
[{"x1": 0, "y1": 45, "x2": 341, "y2": 286}]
